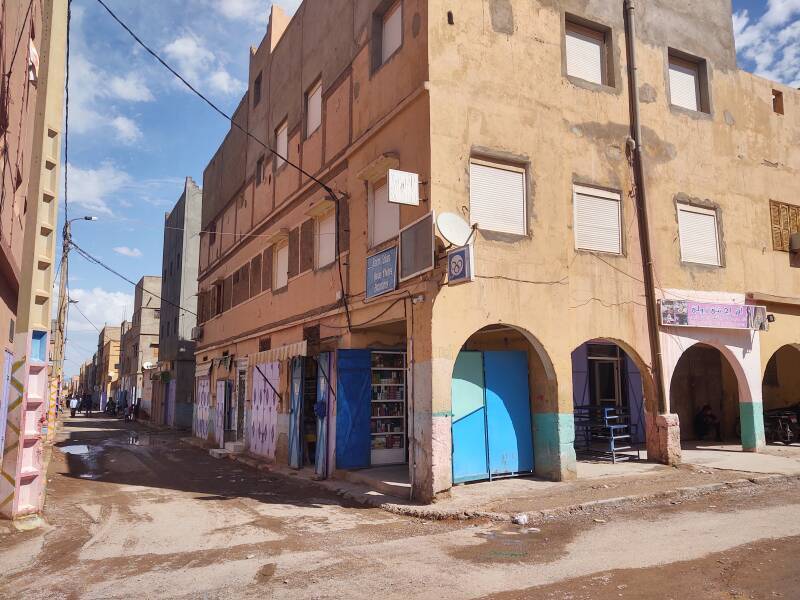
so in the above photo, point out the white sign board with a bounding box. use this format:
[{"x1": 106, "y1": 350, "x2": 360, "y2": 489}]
[{"x1": 388, "y1": 169, "x2": 420, "y2": 206}]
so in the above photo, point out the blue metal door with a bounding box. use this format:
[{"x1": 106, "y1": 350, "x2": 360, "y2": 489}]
[
  {"x1": 315, "y1": 352, "x2": 332, "y2": 478},
  {"x1": 288, "y1": 357, "x2": 303, "y2": 469},
  {"x1": 484, "y1": 351, "x2": 534, "y2": 476},
  {"x1": 335, "y1": 350, "x2": 371, "y2": 469},
  {"x1": 451, "y1": 352, "x2": 489, "y2": 483}
]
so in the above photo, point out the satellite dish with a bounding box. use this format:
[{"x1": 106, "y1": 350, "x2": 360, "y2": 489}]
[{"x1": 437, "y1": 212, "x2": 474, "y2": 247}]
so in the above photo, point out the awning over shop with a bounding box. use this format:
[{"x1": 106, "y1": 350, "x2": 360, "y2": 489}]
[
  {"x1": 249, "y1": 340, "x2": 308, "y2": 365},
  {"x1": 195, "y1": 362, "x2": 212, "y2": 378}
]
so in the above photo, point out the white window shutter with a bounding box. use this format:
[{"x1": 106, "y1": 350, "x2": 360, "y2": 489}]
[
  {"x1": 275, "y1": 244, "x2": 289, "y2": 288},
  {"x1": 678, "y1": 205, "x2": 720, "y2": 266},
  {"x1": 565, "y1": 27, "x2": 604, "y2": 85},
  {"x1": 316, "y1": 212, "x2": 336, "y2": 267},
  {"x1": 276, "y1": 123, "x2": 288, "y2": 167},
  {"x1": 669, "y1": 60, "x2": 700, "y2": 111},
  {"x1": 573, "y1": 185, "x2": 622, "y2": 254},
  {"x1": 469, "y1": 162, "x2": 526, "y2": 236},
  {"x1": 370, "y1": 182, "x2": 400, "y2": 246},
  {"x1": 307, "y1": 83, "x2": 322, "y2": 135},
  {"x1": 382, "y1": 3, "x2": 402, "y2": 64}
]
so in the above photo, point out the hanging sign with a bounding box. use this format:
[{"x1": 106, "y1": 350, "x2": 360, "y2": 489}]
[
  {"x1": 366, "y1": 247, "x2": 398, "y2": 300},
  {"x1": 447, "y1": 245, "x2": 474, "y2": 286},
  {"x1": 660, "y1": 300, "x2": 768, "y2": 331},
  {"x1": 388, "y1": 169, "x2": 420, "y2": 206}
]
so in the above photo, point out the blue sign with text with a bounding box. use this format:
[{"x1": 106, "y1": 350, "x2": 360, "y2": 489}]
[{"x1": 366, "y1": 247, "x2": 398, "y2": 300}]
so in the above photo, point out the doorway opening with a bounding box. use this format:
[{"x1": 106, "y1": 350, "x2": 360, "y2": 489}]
[
  {"x1": 452, "y1": 325, "x2": 540, "y2": 484},
  {"x1": 761, "y1": 345, "x2": 800, "y2": 445},
  {"x1": 670, "y1": 344, "x2": 740, "y2": 444},
  {"x1": 571, "y1": 341, "x2": 646, "y2": 462}
]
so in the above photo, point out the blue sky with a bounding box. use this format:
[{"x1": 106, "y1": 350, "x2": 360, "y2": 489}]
[{"x1": 61, "y1": 0, "x2": 800, "y2": 376}]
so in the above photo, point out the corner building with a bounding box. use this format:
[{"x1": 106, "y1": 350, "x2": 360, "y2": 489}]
[{"x1": 194, "y1": 0, "x2": 800, "y2": 502}]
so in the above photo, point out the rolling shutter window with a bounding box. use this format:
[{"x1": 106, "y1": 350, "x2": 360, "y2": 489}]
[
  {"x1": 276, "y1": 121, "x2": 288, "y2": 167},
  {"x1": 275, "y1": 243, "x2": 289, "y2": 289},
  {"x1": 669, "y1": 58, "x2": 700, "y2": 112},
  {"x1": 370, "y1": 181, "x2": 400, "y2": 247},
  {"x1": 307, "y1": 81, "x2": 322, "y2": 136},
  {"x1": 317, "y1": 211, "x2": 336, "y2": 268},
  {"x1": 382, "y1": 2, "x2": 402, "y2": 64},
  {"x1": 678, "y1": 204, "x2": 720, "y2": 266},
  {"x1": 469, "y1": 161, "x2": 527, "y2": 236},
  {"x1": 565, "y1": 23, "x2": 604, "y2": 85},
  {"x1": 573, "y1": 185, "x2": 622, "y2": 254}
]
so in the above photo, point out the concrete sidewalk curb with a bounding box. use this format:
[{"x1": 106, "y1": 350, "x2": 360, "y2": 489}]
[{"x1": 186, "y1": 440, "x2": 800, "y2": 523}]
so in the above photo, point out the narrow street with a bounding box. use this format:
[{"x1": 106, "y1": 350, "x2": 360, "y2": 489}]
[{"x1": 1, "y1": 416, "x2": 799, "y2": 599}]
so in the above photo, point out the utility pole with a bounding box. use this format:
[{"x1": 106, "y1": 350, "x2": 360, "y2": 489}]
[{"x1": 51, "y1": 216, "x2": 97, "y2": 431}]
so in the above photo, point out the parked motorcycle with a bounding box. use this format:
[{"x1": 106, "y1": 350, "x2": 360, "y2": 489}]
[{"x1": 763, "y1": 406, "x2": 798, "y2": 445}]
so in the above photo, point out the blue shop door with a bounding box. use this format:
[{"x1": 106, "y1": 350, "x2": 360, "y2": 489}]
[
  {"x1": 288, "y1": 357, "x2": 304, "y2": 469},
  {"x1": 315, "y1": 352, "x2": 332, "y2": 478},
  {"x1": 335, "y1": 350, "x2": 371, "y2": 469},
  {"x1": 451, "y1": 352, "x2": 490, "y2": 484},
  {"x1": 484, "y1": 351, "x2": 534, "y2": 476}
]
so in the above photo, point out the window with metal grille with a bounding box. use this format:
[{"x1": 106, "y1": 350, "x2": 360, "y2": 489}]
[{"x1": 770, "y1": 200, "x2": 799, "y2": 252}]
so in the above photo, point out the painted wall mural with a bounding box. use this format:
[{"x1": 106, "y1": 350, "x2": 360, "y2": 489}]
[
  {"x1": 193, "y1": 377, "x2": 211, "y2": 441},
  {"x1": 214, "y1": 381, "x2": 226, "y2": 448},
  {"x1": 248, "y1": 362, "x2": 279, "y2": 460}
]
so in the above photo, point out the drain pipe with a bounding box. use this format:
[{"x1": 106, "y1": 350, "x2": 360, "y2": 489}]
[{"x1": 624, "y1": 0, "x2": 667, "y2": 415}]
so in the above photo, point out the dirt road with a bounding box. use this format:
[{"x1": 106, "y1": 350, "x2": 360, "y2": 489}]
[{"x1": 1, "y1": 416, "x2": 798, "y2": 599}]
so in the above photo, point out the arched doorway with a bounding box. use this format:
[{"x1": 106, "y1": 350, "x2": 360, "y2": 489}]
[
  {"x1": 571, "y1": 340, "x2": 648, "y2": 462},
  {"x1": 670, "y1": 344, "x2": 740, "y2": 443},
  {"x1": 762, "y1": 345, "x2": 800, "y2": 411},
  {"x1": 761, "y1": 344, "x2": 800, "y2": 444},
  {"x1": 451, "y1": 325, "x2": 554, "y2": 484}
]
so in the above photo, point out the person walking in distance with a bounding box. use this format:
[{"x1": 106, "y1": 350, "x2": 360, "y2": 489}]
[{"x1": 69, "y1": 396, "x2": 79, "y2": 418}]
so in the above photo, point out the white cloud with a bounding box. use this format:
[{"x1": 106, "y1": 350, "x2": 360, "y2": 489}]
[
  {"x1": 108, "y1": 72, "x2": 155, "y2": 102},
  {"x1": 164, "y1": 33, "x2": 243, "y2": 96},
  {"x1": 68, "y1": 162, "x2": 132, "y2": 215},
  {"x1": 67, "y1": 287, "x2": 135, "y2": 334},
  {"x1": 214, "y1": 0, "x2": 266, "y2": 21},
  {"x1": 110, "y1": 116, "x2": 143, "y2": 143},
  {"x1": 113, "y1": 246, "x2": 143, "y2": 258},
  {"x1": 164, "y1": 35, "x2": 215, "y2": 84},
  {"x1": 208, "y1": 69, "x2": 244, "y2": 95},
  {"x1": 734, "y1": 0, "x2": 800, "y2": 87}
]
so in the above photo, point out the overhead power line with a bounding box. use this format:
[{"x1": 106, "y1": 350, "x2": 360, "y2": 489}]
[
  {"x1": 89, "y1": 0, "x2": 353, "y2": 331},
  {"x1": 71, "y1": 300, "x2": 101, "y2": 333},
  {"x1": 70, "y1": 240, "x2": 198, "y2": 317}
]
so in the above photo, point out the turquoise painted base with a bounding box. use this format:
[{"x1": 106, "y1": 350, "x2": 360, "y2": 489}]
[
  {"x1": 533, "y1": 413, "x2": 577, "y2": 481},
  {"x1": 739, "y1": 402, "x2": 765, "y2": 450}
]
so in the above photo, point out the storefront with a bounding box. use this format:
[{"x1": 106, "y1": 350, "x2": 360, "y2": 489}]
[
  {"x1": 660, "y1": 292, "x2": 768, "y2": 451},
  {"x1": 335, "y1": 349, "x2": 408, "y2": 471}
]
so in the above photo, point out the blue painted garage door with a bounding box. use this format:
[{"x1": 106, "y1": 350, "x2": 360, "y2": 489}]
[
  {"x1": 451, "y1": 350, "x2": 533, "y2": 483},
  {"x1": 452, "y1": 352, "x2": 489, "y2": 483}
]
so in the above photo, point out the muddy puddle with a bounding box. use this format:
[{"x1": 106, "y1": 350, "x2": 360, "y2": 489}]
[{"x1": 450, "y1": 521, "x2": 580, "y2": 565}]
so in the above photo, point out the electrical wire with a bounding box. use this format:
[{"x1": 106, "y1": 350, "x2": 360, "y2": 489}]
[
  {"x1": 63, "y1": 0, "x2": 71, "y2": 223},
  {"x1": 70, "y1": 240, "x2": 198, "y2": 317},
  {"x1": 4, "y1": 0, "x2": 36, "y2": 79},
  {"x1": 90, "y1": 0, "x2": 352, "y2": 330},
  {"x1": 71, "y1": 300, "x2": 101, "y2": 333}
]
